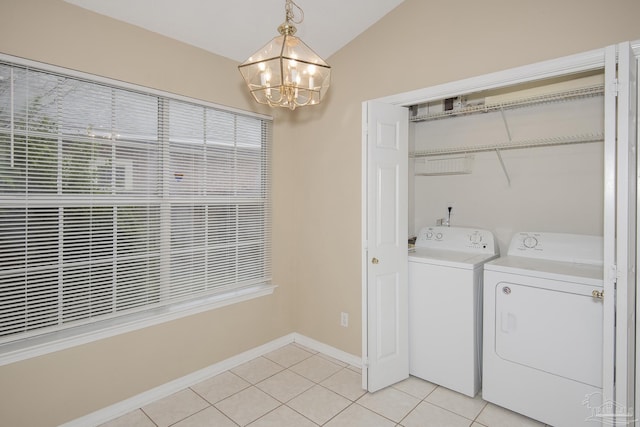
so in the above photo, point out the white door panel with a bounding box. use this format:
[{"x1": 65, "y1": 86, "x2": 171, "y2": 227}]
[
  {"x1": 364, "y1": 101, "x2": 409, "y2": 392},
  {"x1": 377, "y1": 165, "x2": 400, "y2": 246},
  {"x1": 375, "y1": 272, "x2": 400, "y2": 360}
]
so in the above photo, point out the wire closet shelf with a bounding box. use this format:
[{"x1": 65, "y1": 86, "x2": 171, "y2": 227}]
[{"x1": 410, "y1": 83, "x2": 605, "y2": 158}]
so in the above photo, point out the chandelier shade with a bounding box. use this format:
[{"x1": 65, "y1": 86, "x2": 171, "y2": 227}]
[{"x1": 238, "y1": 1, "x2": 331, "y2": 110}]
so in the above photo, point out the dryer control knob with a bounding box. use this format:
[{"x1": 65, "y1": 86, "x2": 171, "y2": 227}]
[{"x1": 523, "y1": 236, "x2": 538, "y2": 249}]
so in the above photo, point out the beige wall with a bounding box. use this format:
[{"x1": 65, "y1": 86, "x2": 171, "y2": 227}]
[{"x1": 1, "y1": 0, "x2": 640, "y2": 425}]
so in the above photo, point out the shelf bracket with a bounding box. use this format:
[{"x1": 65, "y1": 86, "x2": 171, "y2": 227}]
[
  {"x1": 498, "y1": 108, "x2": 512, "y2": 186},
  {"x1": 495, "y1": 148, "x2": 511, "y2": 186}
]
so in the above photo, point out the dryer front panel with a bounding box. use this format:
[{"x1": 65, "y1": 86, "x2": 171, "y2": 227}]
[{"x1": 494, "y1": 280, "x2": 603, "y2": 388}]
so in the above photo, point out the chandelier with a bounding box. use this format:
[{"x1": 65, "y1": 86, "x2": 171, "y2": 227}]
[{"x1": 238, "y1": 0, "x2": 331, "y2": 110}]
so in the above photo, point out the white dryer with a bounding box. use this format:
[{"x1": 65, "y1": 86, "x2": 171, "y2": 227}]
[
  {"x1": 409, "y1": 226, "x2": 499, "y2": 397},
  {"x1": 483, "y1": 232, "x2": 604, "y2": 427}
]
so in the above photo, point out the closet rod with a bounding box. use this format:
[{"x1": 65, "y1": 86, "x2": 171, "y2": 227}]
[
  {"x1": 410, "y1": 84, "x2": 604, "y2": 123},
  {"x1": 410, "y1": 133, "x2": 604, "y2": 158}
]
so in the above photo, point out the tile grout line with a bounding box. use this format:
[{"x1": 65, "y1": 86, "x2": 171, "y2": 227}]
[
  {"x1": 259, "y1": 362, "x2": 350, "y2": 426},
  {"x1": 187, "y1": 386, "x2": 241, "y2": 426},
  {"x1": 279, "y1": 402, "x2": 323, "y2": 426},
  {"x1": 274, "y1": 361, "x2": 362, "y2": 426},
  {"x1": 417, "y1": 397, "x2": 487, "y2": 425},
  {"x1": 394, "y1": 399, "x2": 424, "y2": 426},
  {"x1": 419, "y1": 388, "x2": 490, "y2": 426},
  {"x1": 393, "y1": 389, "x2": 432, "y2": 426},
  {"x1": 139, "y1": 407, "x2": 159, "y2": 427},
  {"x1": 319, "y1": 401, "x2": 357, "y2": 426},
  {"x1": 216, "y1": 351, "x2": 349, "y2": 426},
  {"x1": 469, "y1": 398, "x2": 490, "y2": 426}
]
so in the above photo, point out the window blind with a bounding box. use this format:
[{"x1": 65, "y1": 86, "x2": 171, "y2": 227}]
[{"x1": 0, "y1": 61, "x2": 272, "y2": 342}]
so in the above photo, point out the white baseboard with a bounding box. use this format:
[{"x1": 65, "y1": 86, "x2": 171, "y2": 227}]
[
  {"x1": 293, "y1": 333, "x2": 362, "y2": 368},
  {"x1": 61, "y1": 333, "x2": 361, "y2": 427}
]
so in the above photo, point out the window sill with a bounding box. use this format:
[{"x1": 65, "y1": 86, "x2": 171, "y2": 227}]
[{"x1": 0, "y1": 284, "x2": 277, "y2": 367}]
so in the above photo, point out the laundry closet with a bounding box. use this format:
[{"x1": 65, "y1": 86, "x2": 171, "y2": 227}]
[
  {"x1": 362, "y1": 40, "x2": 638, "y2": 427},
  {"x1": 408, "y1": 72, "x2": 604, "y2": 252},
  {"x1": 407, "y1": 72, "x2": 607, "y2": 427}
]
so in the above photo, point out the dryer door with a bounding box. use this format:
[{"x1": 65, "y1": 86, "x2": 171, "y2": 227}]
[{"x1": 494, "y1": 280, "x2": 603, "y2": 388}]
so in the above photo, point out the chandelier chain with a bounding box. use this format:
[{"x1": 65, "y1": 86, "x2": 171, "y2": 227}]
[{"x1": 285, "y1": 0, "x2": 304, "y2": 25}]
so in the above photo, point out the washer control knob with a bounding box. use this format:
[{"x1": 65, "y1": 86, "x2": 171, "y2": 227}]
[
  {"x1": 425, "y1": 231, "x2": 434, "y2": 239},
  {"x1": 523, "y1": 236, "x2": 538, "y2": 249},
  {"x1": 435, "y1": 233, "x2": 443, "y2": 240},
  {"x1": 470, "y1": 233, "x2": 483, "y2": 244}
]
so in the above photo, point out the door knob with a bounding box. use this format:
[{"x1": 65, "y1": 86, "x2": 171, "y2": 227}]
[{"x1": 371, "y1": 257, "x2": 379, "y2": 264}]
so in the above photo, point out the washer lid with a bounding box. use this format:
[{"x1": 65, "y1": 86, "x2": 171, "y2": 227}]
[
  {"x1": 409, "y1": 247, "x2": 499, "y2": 269},
  {"x1": 484, "y1": 255, "x2": 603, "y2": 286}
]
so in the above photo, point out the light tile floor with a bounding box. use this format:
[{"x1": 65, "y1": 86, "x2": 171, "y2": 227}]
[{"x1": 100, "y1": 343, "x2": 550, "y2": 427}]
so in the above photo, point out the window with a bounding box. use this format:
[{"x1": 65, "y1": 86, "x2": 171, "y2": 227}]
[{"x1": 0, "y1": 59, "x2": 272, "y2": 346}]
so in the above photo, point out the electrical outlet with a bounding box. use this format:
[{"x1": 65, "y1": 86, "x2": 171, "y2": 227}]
[{"x1": 340, "y1": 312, "x2": 349, "y2": 327}]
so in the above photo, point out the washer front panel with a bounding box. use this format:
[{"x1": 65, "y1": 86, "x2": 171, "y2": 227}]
[{"x1": 409, "y1": 261, "x2": 482, "y2": 396}]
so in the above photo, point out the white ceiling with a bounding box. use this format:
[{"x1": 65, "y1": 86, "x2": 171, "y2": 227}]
[{"x1": 64, "y1": 0, "x2": 405, "y2": 62}]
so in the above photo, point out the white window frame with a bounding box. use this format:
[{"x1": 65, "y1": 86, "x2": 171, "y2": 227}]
[{"x1": 0, "y1": 54, "x2": 275, "y2": 366}]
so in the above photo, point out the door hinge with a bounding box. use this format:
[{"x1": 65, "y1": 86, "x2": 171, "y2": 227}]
[
  {"x1": 362, "y1": 357, "x2": 369, "y2": 367},
  {"x1": 608, "y1": 79, "x2": 619, "y2": 97},
  {"x1": 608, "y1": 264, "x2": 618, "y2": 284}
]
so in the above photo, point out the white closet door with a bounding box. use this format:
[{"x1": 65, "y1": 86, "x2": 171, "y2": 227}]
[
  {"x1": 603, "y1": 43, "x2": 617, "y2": 416},
  {"x1": 364, "y1": 101, "x2": 409, "y2": 392},
  {"x1": 615, "y1": 41, "x2": 637, "y2": 423},
  {"x1": 636, "y1": 45, "x2": 640, "y2": 427},
  {"x1": 604, "y1": 41, "x2": 637, "y2": 424}
]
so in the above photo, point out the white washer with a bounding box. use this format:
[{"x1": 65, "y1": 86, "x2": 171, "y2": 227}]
[
  {"x1": 409, "y1": 226, "x2": 499, "y2": 397},
  {"x1": 483, "y1": 232, "x2": 604, "y2": 427}
]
